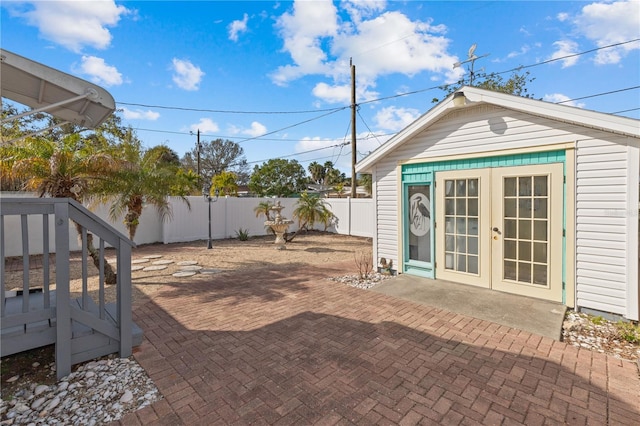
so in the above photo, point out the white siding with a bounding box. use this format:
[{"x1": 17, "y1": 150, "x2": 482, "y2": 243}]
[
  {"x1": 576, "y1": 135, "x2": 634, "y2": 316},
  {"x1": 371, "y1": 104, "x2": 638, "y2": 317},
  {"x1": 374, "y1": 163, "x2": 400, "y2": 266}
]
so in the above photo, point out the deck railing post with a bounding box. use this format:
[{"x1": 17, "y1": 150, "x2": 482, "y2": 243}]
[
  {"x1": 118, "y1": 241, "x2": 133, "y2": 358},
  {"x1": 54, "y1": 201, "x2": 72, "y2": 379}
]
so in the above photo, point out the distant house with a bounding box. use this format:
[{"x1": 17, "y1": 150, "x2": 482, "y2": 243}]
[{"x1": 356, "y1": 86, "x2": 639, "y2": 321}]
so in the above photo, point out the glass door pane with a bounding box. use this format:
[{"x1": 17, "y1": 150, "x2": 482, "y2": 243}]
[
  {"x1": 408, "y1": 185, "x2": 431, "y2": 263},
  {"x1": 502, "y1": 175, "x2": 549, "y2": 285},
  {"x1": 443, "y1": 178, "x2": 479, "y2": 274}
]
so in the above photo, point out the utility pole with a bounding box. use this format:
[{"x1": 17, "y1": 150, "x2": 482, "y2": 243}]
[{"x1": 350, "y1": 59, "x2": 357, "y2": 198}]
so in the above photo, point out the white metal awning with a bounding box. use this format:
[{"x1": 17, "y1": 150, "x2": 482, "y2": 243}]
[{"x1": 1, "y1": 48, "x2": 115, "y2": 130}]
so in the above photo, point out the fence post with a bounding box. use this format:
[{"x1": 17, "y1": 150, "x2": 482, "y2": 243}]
[{"x1": 347, "y1": 196, "x2": 352, "y2": 236}]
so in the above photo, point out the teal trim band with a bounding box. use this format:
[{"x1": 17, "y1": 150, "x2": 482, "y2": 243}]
[{"x1": 402, "y1": 150, "x2": 566, "y2": 175}]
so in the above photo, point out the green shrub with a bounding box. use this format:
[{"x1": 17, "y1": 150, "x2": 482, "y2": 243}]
[
  {"x1": 235, "y1": 228, "x2": 249, "y2": 241},
  {"x1": 590, "y1": 316, "x2": 606, "y2": 325}
]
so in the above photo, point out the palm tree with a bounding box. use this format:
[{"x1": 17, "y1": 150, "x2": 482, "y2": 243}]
[
  {"x1": 308, "y1": 161, "x2": 325, "y2": 185},
  {"x1": 90, "y1": 137, "x2": 196, "y2": 241},
  {"x1": 254, "y1": 200, "x2": 275, "y2": 235},
  {"x1": 253, "y1": 200, "x2": 274, "y2": 221},
  {"x1": 3, "y1": 134, "x2": 120, "y2": 284},
  {"x1": 285, "y1": 192, "x2": 334, "y2": 242}
]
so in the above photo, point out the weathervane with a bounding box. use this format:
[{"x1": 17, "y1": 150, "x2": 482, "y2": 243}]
[{"x1": 453, "y1": 43, "x2": 490, "y2": 86}]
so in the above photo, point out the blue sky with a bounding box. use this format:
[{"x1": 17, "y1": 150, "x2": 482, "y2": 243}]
[{"x1": 2, "y1": 0, "x2": 639, "y2": 174}]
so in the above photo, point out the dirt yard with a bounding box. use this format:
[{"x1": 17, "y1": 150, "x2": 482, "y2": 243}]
[{"x1": 4, "y1": 232, "x2": 374, "y2": 306}]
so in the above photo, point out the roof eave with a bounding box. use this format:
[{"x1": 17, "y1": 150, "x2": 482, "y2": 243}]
[{"x1": 1, "y1": 48, "x2": 116, "y2": 129}]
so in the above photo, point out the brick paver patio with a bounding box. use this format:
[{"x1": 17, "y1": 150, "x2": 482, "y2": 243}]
[{"x1": 116, "y1": 261, "x2": 640, "y2": 425}]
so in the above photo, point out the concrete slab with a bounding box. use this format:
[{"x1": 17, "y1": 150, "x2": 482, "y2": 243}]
[{"x1": 370, "y1": 274, "x2": 566, "y2": 340}]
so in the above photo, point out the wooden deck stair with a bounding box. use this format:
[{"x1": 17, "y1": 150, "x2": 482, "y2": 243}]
[
  {"x1": 1, "y1": 198, "x2": 139, "y2": 379},
  {"x1": 2, "y1": 291, "x2": 143, "y2": 365}
]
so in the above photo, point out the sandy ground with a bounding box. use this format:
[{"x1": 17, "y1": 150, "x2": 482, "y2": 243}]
[{"x1": 4, "y1": 232, "x2": 373, "y2": 306}]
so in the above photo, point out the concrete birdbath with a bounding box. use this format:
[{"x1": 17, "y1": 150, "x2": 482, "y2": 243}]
[{"x1": 264, "y1": 201, "x2": 294, "y2": 250}]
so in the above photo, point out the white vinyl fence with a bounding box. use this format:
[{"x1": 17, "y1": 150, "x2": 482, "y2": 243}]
[{"x1": 1, "y1": 193, "x2": 374, "y2": 256}]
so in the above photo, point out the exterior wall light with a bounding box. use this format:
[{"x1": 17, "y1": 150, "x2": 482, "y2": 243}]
[{"x1": 453, "y1": 91, "x2": 466, "y2": 107}]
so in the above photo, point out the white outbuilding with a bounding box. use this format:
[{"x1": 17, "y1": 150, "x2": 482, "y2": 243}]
[{"x1": 356, "y1": 86, "x2": 640, "y2": 320}]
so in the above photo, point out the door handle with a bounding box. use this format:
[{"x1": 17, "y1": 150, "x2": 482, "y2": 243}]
[{"x1": 492, "y1": 227, "x2": 501, "y2": 234}]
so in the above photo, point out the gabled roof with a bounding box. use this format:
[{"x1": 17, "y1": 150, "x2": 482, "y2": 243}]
[
  {"x1": 1, "y1": 48, "x2": 115, "y2": 129},
  {"x1": 356, "y1": 86, "x2": 640, "y2": 173}
]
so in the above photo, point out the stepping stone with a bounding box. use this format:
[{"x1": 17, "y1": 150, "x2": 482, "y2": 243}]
[
  {"x1": 152, "y1": 259, "x2": 173, "y2": 265},
  {"x1": 132, "y1": 259, "x2": 149, "y2": 264},
  {"x1": 200, "y1": 268, "x2": 222, "y2": 274},
  {"x1": 143, "y1": 265, "x2": 168, "y2": 271},
  {"x1": 177, "y1": 261, "x2": 198, "y2": 266},
  {"x1": 179, "y1": 265, "x2": 203, "y2": 271},
  {"x1": 132, "y1": 265, "x2": 145, "y2": 271},
  {"x1": 143, "y1": 255, "x2": 163, "y2": 259},
  {"x1": 172, "y1": 271, "x2": 197, "y2": 278}
]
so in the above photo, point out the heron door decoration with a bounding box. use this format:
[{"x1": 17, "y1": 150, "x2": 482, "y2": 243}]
[{"x1": 409, "y1": 192, "x2": 430, "y2": 236}]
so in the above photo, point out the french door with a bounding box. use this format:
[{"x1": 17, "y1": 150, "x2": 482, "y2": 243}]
[{"x1": 435, "y1": 164, "x2": 563, "y2": 302}]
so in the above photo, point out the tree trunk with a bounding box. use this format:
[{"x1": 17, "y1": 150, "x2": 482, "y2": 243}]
[
  {"x1": 74, "y1": 222, "x2": 118, "y2": 285},
  {"x1": 284, "y1": 221, "x2": 307, "y2": 243}
]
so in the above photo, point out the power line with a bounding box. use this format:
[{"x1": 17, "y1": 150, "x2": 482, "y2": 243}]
[
  {"x1": 611, "y1": 107, "x2": 640, "y2": 114},
  {"x1": 554, "y1": 86, "x2": 640, "y2": 104},
  {"x1": 235, "y1": 108, "x2": 348, "y2": 144},
  {"x1": 114, "y1": 39, "x2": 640, "y2": 116},
  {"x1": 104, "y1": 38, "x2": 640, "y2": 169},
  {"x1": 116, "y1": 102, "x2": 345, "y2": 115},
  {"x1": 358, "y1": 38, "x2": 640, "y2": 107},
  {"x1": 246, "y1": 142, "x2": 349, "y2": 165},
  {"x1": 131, "y1": 125, "x2": 395, "y2": 143},
  {"x1": 356, "y1": 108, "x2": 385, "y2": 146},
  {"x1": 503, "y1": 38, "x2": 640, "y2": 74}
]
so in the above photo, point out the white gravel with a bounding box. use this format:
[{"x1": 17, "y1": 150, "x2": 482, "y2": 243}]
[
  {"x1": 1, "y1": 356, "x2": 161, "y2": 425},
  {"x1": 327, "y1": 272, "x2": 394, "y2": 289}
]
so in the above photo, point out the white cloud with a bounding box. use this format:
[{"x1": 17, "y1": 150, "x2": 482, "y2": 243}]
[
  {"x1": 228, "y1": 13, "x2": 249, "y2": 41},
  {"x1": 270, "y1": 0, "x2": 339, "y2": 86},
  {"x1": 121, "y1": 107, "x2": 160, "y2": 121},
  {"x1": 271, "y1": 1, "x2": 463, "y2": 104},
  {"x1": 543, "y1": 93, "x2": 586, "y2": 108},
  {"x1": 572, "y1": 0, "x2": 640, "y2": 64},
  {"x1": 312, "y1": 83, "x2": 351, "y2": 104},
  {"x1": 507, "y1": 45, "x2": 531, "y2": 59},
  {"x1": 189, "y1": 118, "x2": 219, "y2": 134},
  {"x1": 171, "y1": 58, "x2": 205, "y2": 91},
  {"x1": 228, "y1": 121, "x2": 268, "y2": 138},
  {"x1": 341, "y1": 0, "x2": 386, "y2": 24},
  {"x1": 6, "y1": 0, "x2": 129, "y2": 52},
  {"x1": 549, "y1": 40, "x2": 580, "y2": 68},
  {"x1": 557, "y1": 12, "x2": 569, "y2": 22},
  {"x1": 74, "y1": 56, "x2": 123, "y2": 86},
  {"x1": 373, "y1": 106, "x2": 421, "y2": 132}
]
